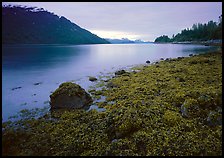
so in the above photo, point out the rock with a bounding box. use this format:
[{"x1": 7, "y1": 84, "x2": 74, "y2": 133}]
[
  {"x1": 107, "y1": 82, "x2": 118, "y2": 88},
  {"x1": 160, "y1": 58, "x2": 164, "y2": 60},
  {"x1": 50, "y1": 82, "x2": 93, "y2": 109},
  {"x1": 181, "y1": 99, "x2": 199, "y2": 118},
  {"x1": 165, "y1": 58, "x2": 170, "y2": 61},
  {"x1": 44, "y1": 101, "x2": 50, "y2": 104},
  {"x1": 115, "y1": 70, "x2": 126, "y2": 76},
  {"x1": 111, "y1": 139, "x2": 118, "y2": 143},
  {"x1": 176, "y1": 77, "x2": 185, "y2": 82},
  {"x1": 146, "y1": 60, "x2": 150, "y2": 64},
  {"x1": 163, "y1": 110, "x2": 181, "y2": 126},
  {"x1": 181, "y1": 104, "x2": 188, "y2": 118},
  {"x1": 34, "y1": 82, "x2": 42, "y2": 85},
  {"x1": 177, "y1": 57, "x2": 184, "y2": 60},
  {"x1": 104, "y1": 79, "x2": 110, "y2": 82},
  {"x1": 94, "y1": 90, "x2": 103, "y2": 95},
  {"x1": 189, "y1": 54, "x2": 193, "y2": 57},
  {"x1": 207, "y1": 111, "x2": 222, "y2": 126},
  {"x1": 89, "y1": 76, "x2": 97, "y2": 82},
  {"x1": 11, "y1": 86, "x2": 22, "y2": 90},
  {"x1": 20, "y1": 102, "x2": 27, "y2": 106},
  {"x1": 189, "y1": 60, "x2": 198, "y2": 64}
]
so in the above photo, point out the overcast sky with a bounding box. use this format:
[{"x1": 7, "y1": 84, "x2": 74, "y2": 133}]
[{"x1": 3, "y1": 2, "x2": 222, "y2": 41}]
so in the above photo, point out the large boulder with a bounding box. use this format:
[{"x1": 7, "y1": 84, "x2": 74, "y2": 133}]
[{"x1": 50, "y1": 82, "x2": 93, "y2": 109}]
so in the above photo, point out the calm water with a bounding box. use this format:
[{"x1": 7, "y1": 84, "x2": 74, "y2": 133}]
[{"x1": 2, "y1": 43, "x2": 218, "y2": 121}]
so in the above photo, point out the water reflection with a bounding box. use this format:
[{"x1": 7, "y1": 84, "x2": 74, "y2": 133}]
[{"x1": 2, "y1": 44, "x2": 90, "y2": 71}]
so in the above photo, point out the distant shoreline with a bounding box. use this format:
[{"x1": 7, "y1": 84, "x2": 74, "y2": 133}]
[{"x1": 154, "y1": 39, "x2": 222, "y2": 47}]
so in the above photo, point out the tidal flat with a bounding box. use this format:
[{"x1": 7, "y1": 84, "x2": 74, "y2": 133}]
[{"x1": 2, "y1": 50, "x2": 222, "y2": 156}]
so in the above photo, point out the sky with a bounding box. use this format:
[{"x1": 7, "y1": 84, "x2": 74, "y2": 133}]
[{"x1": 2, "y1": 2, "x2": 222, "y2": 42}]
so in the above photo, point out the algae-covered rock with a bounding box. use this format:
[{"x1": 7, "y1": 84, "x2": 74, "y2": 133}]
[
  {"x1": 207, "y1": 111, "x2": 222, "y2": 126},
  {"x1": 181, "y1": 98, "x2": 199, "y2": 118},
  {"x1": 115, "y1": 70, "x2": 126, "y2": 76},
  {"x1": 50, "y1": 82, "x2": 93, "y2": 109},
  {"x1": 106, "y1": 82, "x2": 119, "y2": 88},
  {"x1": 163, "y1": 110, "x2": 181, "y2": 126}
]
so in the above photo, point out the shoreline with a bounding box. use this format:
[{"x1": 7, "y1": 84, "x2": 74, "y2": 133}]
[
  {"x1": 154, "y1": 40, "x2": 222, "y2": 47},
  {"x1": 2, "y1": 49, "x2": 222, "y2": 156}
]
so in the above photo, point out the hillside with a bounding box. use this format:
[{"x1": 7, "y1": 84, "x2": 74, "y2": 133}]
[{"x1": 2, "y1": 5, "x2": 110, "y2": 44}]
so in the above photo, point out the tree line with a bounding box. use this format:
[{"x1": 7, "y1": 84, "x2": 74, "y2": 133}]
[{"x1": 154, "y1": 15, "x2": 222, "y2": 43}]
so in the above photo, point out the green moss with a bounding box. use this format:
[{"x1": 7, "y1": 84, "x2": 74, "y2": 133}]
[
  {"x1": 163, "y1": 110, "x2": 182, "y2": 126},
  {"x1": 50, "y1": 82, "x2": 86, "y2": 98}
]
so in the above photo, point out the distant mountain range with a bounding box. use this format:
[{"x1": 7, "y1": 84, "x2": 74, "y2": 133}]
[
  {"x1": 105, "y1": 38, "x2": 152, "y2": 44},
  {"x1": 2, "y1": 5, "x2": 110, "y2": 44}
]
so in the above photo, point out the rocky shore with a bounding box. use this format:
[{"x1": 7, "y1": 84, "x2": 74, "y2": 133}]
[{"x1": 2, "y1": 50, "x2": 222, "y2": 156}]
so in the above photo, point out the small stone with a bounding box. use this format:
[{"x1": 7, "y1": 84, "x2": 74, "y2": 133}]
[
  {"x1": 89, "y1": 77, "x2": 97, "y2": 82},
  {"x1": 20, "y1": 102, "x2": 27, "y2": 106},
  {"x1": 165, "y1": 58, "x2": 170, "y2": 61},
  {"x1": 34, "y1": 82, "x2": 42, "y2": 85},
  {"x1": 107, "y1": 82, "x2": 118, "y2": 88},
  {"x1": 146, "y1": 60, "x2": 150, "y2": 64},
  {"x1": 104, "y1": 79, "x2": 110, "y2": 82},
  {"x1": 177, "y1": 57, "x2": 184, "y2": 60},
  {"x1": 112, "y1": 139, "x2": 118, "y2": 143},
  {"x1": 181, "y1": 104, "x2": 188, "y2": 118},
  {"x1": 176, "y1": 77, "x2": 185, "y2": 82},
  {"x1": 44, "y1": 101, "x2": 50, "y2": 104},
  {"x1": 207, "y1": 111, "x2": 222, "y2": 126},
  {"x1": 94, "y1": 91, "x2": 103, "y2": 95},
  {"x1": 115, "y1": 70, "x2": 126, "y2": 76},
  {"x1": 11, "y1": 86, "x2": 22, "y2": 90}
]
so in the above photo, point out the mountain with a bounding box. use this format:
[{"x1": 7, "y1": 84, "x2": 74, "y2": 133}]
[
  {"x1": 2, "y1": 5, "x2": 110, "y2": 44},
  {"x1": 105, "y1": 38, "x2": 151, "y2": 44},
  {"x1": 105, "y1": 38, "x2": 135, "y2": 44}
]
